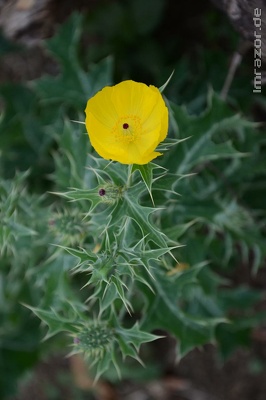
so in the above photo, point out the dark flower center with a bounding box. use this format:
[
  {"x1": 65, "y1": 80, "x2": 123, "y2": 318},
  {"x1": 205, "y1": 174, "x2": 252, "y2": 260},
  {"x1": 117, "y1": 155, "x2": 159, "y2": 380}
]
[{"x1": 123, "y1": 123, "x2": 129, "y2": 129}]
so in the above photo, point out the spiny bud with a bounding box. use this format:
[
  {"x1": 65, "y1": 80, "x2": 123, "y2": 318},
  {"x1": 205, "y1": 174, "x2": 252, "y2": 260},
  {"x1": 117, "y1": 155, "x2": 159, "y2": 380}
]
[
  {"x1": 73, "y1": 322, "x2": 115, "y2": 357},
  {"x1": 98, "y1": 183, "x2": 124, "y2": 204},
  {"x1": 49, "y1": 210, "x2": 88, "y2": 246}
]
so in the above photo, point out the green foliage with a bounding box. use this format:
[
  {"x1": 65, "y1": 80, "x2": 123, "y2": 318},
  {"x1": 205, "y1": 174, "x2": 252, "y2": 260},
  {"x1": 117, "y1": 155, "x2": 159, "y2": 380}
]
[
  {"x1": 34, "y1": 89, "x2": 266, "y2": 376},
  {"x1": 0, "y1": 3, "x2": 266, "y2": 397},
  {"x1": 0, "y1": 172, "x2": 46, "y2": 398},
  {"x1": 0, "y1": 13, "x2": 113, "y2": 184}
]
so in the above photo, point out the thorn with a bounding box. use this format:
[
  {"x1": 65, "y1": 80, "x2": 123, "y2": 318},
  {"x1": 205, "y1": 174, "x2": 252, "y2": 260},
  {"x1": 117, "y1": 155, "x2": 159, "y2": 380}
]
[{"x1": 70, "y1": 120, "x2": 86, "y2": 125}]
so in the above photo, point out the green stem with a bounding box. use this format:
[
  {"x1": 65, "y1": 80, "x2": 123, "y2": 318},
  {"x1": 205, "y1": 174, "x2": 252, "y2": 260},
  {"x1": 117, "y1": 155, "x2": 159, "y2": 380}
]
[{"x1": 126, "y1": 164, "x2": 133, "y2": 187}]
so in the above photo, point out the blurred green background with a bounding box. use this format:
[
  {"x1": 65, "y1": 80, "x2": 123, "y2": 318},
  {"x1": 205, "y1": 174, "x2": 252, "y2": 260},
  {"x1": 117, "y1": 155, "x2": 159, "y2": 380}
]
[{"x1": 0, "y1": 0, "x2": 266, "y2": 399}]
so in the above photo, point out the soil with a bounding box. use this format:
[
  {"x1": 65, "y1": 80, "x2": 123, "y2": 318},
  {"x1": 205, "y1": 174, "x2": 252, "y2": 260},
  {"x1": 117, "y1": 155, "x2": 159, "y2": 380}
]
[{"x1": 10, "y1": 343, "x2": 266, "y2": 400}]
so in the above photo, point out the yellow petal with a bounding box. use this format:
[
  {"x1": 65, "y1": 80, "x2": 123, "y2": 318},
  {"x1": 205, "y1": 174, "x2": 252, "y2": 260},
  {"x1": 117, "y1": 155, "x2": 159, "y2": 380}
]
[
  {"x1": 132, "y1": 150, "x2": 162, "y2": 165},
  {"x1": 85, "y1": 86, "x2": 117, "y2": 129},
  {"x1": 159, "y1": 104, "x2": 168, "y2": 142},
  {"x1": 111, "y1": 81, "x2": 160, "y2": 120}
]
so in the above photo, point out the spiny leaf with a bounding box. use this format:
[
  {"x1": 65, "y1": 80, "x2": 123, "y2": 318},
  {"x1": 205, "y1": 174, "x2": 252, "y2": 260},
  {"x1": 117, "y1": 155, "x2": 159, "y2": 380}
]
[
  {"x1": 116, "y1": 322, "x2": 163, "y2": 352},
  {"x1": 132, "y1": 163, "x2": 158, "y2": 205},
  {"x1": 141, "y1": 264, "x2": 226, "y2": 357},
  {"x1": 168, "y1": 91, "x2": 254, "y2": 175},
  {"x1": 52, "y1": 187, "x2": 103, "y2": 213},
  {"x1": 24, "y1": 305, "x2": 79, "y2": 340},
  {"x1": 56, "y1": 245, "x2": 98, "y2": 268},
  {"x1": 123, "y1": 182, "x2": 169, "y2": 247}
]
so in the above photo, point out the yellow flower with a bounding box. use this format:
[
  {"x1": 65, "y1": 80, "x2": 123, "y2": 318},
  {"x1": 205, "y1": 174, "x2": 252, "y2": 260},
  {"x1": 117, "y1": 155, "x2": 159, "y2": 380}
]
[{"x1": 85, "y1": 80, "x2": 168, "y2": 165}]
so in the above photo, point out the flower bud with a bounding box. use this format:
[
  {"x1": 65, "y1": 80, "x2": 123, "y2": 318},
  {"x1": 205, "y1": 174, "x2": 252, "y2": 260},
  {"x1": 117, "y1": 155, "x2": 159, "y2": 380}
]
[
  {"x1": 73, "y1": 322, "x2": 114, "y2": 356},
  {"x1": 49, "y1": 210, "x2": 88, "y2": 245},
  {"x1": 98, "y1": 183, "x2": 123, "y2": 204}
]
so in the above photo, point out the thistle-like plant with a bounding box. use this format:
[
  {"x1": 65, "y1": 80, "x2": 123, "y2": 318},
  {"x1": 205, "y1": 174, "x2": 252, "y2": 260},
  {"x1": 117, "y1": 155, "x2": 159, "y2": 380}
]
[{"x1": 27, "y1": 72, "x2": 249, "y2": 378}]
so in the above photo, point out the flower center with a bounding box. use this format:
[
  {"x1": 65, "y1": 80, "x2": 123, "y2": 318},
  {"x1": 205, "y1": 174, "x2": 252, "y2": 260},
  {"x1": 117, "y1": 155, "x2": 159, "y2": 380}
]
[{"x1": 113, "y1": 115, "x2": 142, "y2": 144}]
